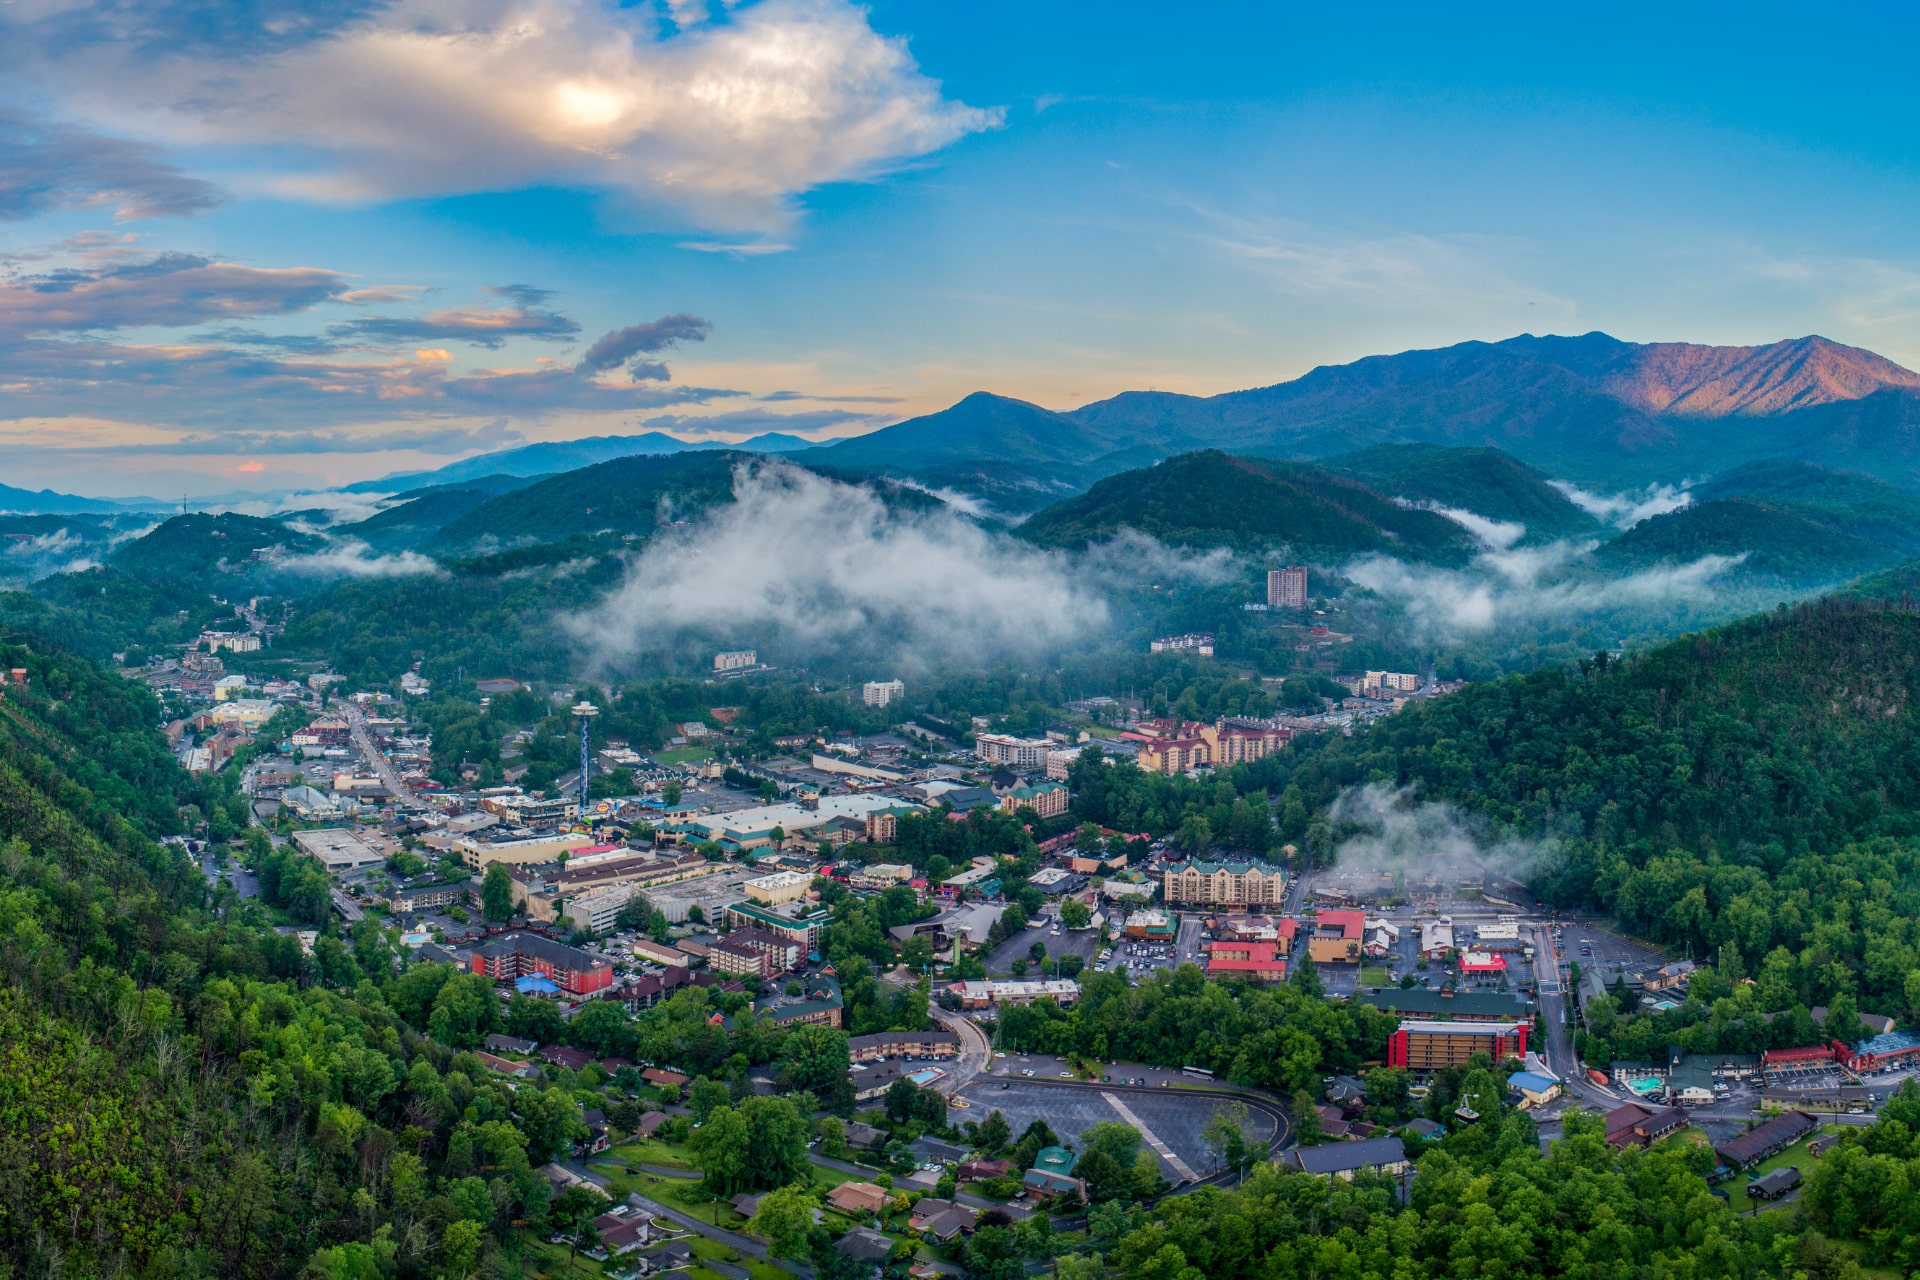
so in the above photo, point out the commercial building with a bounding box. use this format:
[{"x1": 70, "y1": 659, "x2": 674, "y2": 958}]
[
  {"x1": 674, "y1": 795, "x2": 909, "y2": 854},
  {"x1": 470, "y1": 933, "x2": 614, "y2": 998},
  {"x1": 861, "y1": 679, "x2": 905, "y2": 707},
  {"x1": 750, "y1": 973, "x2": 843, "y2": 1028},
  {"x1": 848, "y1": 1031, "x2": 960, "y2": 1063},
  {"x1": 1386, "y1": 1020, "x2": 1529, "y2": 1069},
  {"x1": 710, "y1": 938, "x2": 771, "y2": 979},
  {"x1": 292, "y1": 828, "x2": 393, "y2": 875},
  {"x1": 1306, "y1": 909, "x2": 1368, "y2": 964},
  {"x1": 1281, "y1": 1137, "x2": 1406, "y2": 1180},
  {"x1": 720, "y1": 927, "x2": 805, "y2": 974},
  {"x1": 744, "y1": 869, "x2": 814, "y2": 905},
  {"x1": 1363, "y1": 671, "x2": 1421, "y2": 694},
  {"x1": 1149, "y1": 633, "x2": 1215, "y2": 657},
  {"x1": 1506, "y1": 1070, "x2": 1562, "y2": 1105},
  {"x1": 1205, "y1": 938, "x2": 1287, "y2": 981},
  {"x1": 974, "y1": 733, "x2": 1052, "y2": 768},
  {"x1": 1136, "y1": 721, "x2": 1291, "y2": 775},
  {"x1": 1714, "y1": 1111, "x2": 1818, "y2": 1171},
  {"x1": 1848, "y1": 1029, "x2": 1920, "y2": 1073},
  {"x1": 456, "y1": 832, "x2": 598, "y2": 871},
  {"x1": 632, "y1": 939, "x2": 689, "y2": 967},
  {"x1": 1267, "y1": 566, "x2": 1308, "y2": 610},
  {"x1": 947, "y1": 979, "x2": 1080, "y2": 1009},
  {"x1": 723, "y1": 899, "x2": 833, "y2": 954},
  {"x1": 865, "y1": 806, "x2": 918, "y2": 844},
  {"x1": 1163, "y1": 856, "x2": 1287, "y2": 907},
  {"x1": 1045, "y1": 747, "x2": 1083, "y2": 781},
  {"x1": 714, "y1": 650, "x2": 758, "y2": 673},
  {"x1": 1001, "y1": 781, "x2": 1069, "y2": 819},
  {"x1": 1022, "y1": 1147, "x2": 1085, "y2": 1199},
  {"x1": 1603, "y1": 1102, "x2": 1690, "y2": 1149}
]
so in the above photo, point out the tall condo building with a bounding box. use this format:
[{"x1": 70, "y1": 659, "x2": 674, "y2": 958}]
[{"x1": 1268, "y1": 566, "x2": 1308, "y2": 609}]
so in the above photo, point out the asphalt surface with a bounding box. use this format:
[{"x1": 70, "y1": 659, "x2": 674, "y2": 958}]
[
  {"x1": 985, "y1": 919, "x2": 1098, "y2": 976},
  {"x1": 341, "y1": 700, "x2": 419, "y2": 809}
]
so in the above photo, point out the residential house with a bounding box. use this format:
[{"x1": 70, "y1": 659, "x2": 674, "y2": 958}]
[
  {"x1": 826, "y1": 1182, "x2": 892, "y2": 1215},
  {"x1": 1282, "y1": 1137, "x2": 1407, "y2": 1179}
]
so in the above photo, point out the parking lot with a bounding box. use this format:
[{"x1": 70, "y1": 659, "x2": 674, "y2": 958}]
[
  {"x1": 986, "y1": 916, "x2": 1099, "y2": 976},
  {"x1": 956, "y1": 1061, "x2": 1276, "y2": 1180}
]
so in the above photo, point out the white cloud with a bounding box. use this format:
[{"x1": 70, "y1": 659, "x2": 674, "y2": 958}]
[
  {"x1": 1345, "y1": 544, "x2": 1742, "y2": 640},
  {"x1": 280, "y1": 537, "x2": 441, "y2": 578},
  {"x1": 1329, "y1": 782, "x2": 1551, "y2": 883},
  {"x1": 566, "y1": 460, "x2": 1113, "y2": 668},
  {"x1": 18, "y1": 0, "x2": 1002, "y2": 231},
  {"x1": 1401, "y1": 499, "x2": 1526, "y2": 552},
  {"x1": 1549, "y1": 479, "x2": 1692, "y2": 529}
]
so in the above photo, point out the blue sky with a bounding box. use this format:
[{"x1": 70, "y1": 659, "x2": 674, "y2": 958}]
[{"x1": 1, "y1": 0, "x2": 1917, "y2": 496}]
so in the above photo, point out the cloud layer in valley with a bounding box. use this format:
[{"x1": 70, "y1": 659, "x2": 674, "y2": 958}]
[
  {"x1": 1550, "y1": 479, "x2": 1692, "y2": 529},
  {"x1": 566, "y1": 461, "x2": 1221, "y2": 669},
  {"x1": 1328, "y1": 782, "x2": 1552, "y2": 885},
  {"x1": 1352, "y1": 501, "x2": 1741, "y2": 641}
]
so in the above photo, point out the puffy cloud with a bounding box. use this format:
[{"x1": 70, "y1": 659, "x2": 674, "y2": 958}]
[
  {"x1": 1344, "y1": 544, "x2": 1743, "y2": 640},
  {"x1": 279, "y1": 537, "x2": 442, "y2": 578},
  {"x1": 566, "y1": 460, "x2": 1111, "y2": 669},
  {"x1": 0, "y1": 253, "x2": 346, "y2": 334},
  {"x1": 7, "y1": 0, "x2": 1002, "y2": 230},
  {"x1": 577, "y1": 313, "x2": 712, "y2": 377},
  {"x1": 1329, "y1": 782, "x2": 1552, "y2": 883},
  {"x1": 0, "y1": 106, "x2": 224, "y2": 221},
  {"x1": 1550, "y1": 479, "x2": 1692, "y2": 529}
]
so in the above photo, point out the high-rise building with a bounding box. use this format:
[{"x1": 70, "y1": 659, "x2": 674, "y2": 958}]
[
  {"x1": 714, "y1": 649, "x2": 758, "y2": 672},
  {"x1": 862, "y1": 679, "x2": 905, "y2": 707},
  {"x1": 1268, "y1": 566, "x2": 1308, "y2": 609}
]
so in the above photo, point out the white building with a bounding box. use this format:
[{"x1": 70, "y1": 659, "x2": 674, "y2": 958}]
[
  {"x1": 292, "y1": 828, "x2": 392, "y2": 874},
  {"x1": 862, "y1": 679, "x2": 906, "y2": 708},
  {"x1": 974, "y1": 733, "x2": 1050, "y2": 768},
  {"x1": 714, "y1": 650, "x2": 758, "y2": 672},
  {"x1": 1364, "y1": 671, "x2": 1421, "y2": 693}
]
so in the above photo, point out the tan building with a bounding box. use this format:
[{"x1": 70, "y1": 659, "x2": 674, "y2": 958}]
[
  {"x1": 1162, "y1": 856, "x2": 1286, "y2": 907},
  {"x1": 744, "y1": 869, "x2": 813, "y2": 905},
  {"x1": 457, "y1": 832, "x2": 598, "y2": 871},
  {"x1": 1268, "y1": 566, "x2": 1308, "y2": 610},
  {"x1": 1136, "y1": 721, "x2": 1290, "y2": 776},
  {"x1": 1305, "y1": 909, "x2": 1367, "y2": 965},
  {"x1": 1000, "y1": 781, "x2": 1069, "y2": 819}
]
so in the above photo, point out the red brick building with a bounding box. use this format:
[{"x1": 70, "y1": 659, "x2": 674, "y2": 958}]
[{"x1": 470, "y1": 933, "x2": 614, "y2": 997}]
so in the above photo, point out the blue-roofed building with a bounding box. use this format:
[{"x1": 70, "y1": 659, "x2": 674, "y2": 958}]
[
  {"x1": 1849, "y1": 1029, "x2": 1920, "y2": 1073},
  {"x1": 1506, "y1": 1070, "x2": 1561, "y2": 1105},
  {"x1": 1022, "y1": 1146, "x2": 1085, "y2": 1199}
]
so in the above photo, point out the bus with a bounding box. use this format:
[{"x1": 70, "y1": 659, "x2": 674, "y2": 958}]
[{"x1": 1181, "y1": 1066, "x2": 1215, "y2": 1080}]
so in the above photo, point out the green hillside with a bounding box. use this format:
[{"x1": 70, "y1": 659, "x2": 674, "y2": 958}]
[
  {"x1": 1017, "y1": 450, "x2": 1480, "y2": 562},
  {"x1": 429, "y1": 449, "x2": 749, "y2": 548},
  {"x1": 1208, "y1": 601, "x2": 1920, "y2": 1018},
  {"x1": 1320, "y1": 443, "x2": 1602, "y2": 540},
  {"x1": 340, "y1": 480, "x2": 532, "y2": 551},
  {"x1": 1695, "y1": 457, "x2": 1920, "y2": 555},
  {"x1": 110, "y1": 512, "x2": 322, "y2": 587},
  {"x1": 1591, "y1": 496, "x2": 1901, "y2": 584}
]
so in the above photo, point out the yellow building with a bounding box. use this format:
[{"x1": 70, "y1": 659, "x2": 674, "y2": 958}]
[
  {"x1": 457, "y1": 832, "x2": 598, "y2": 871},
  {"x1": 744, "y1": 869, "x2": 813, "y2": 905}
]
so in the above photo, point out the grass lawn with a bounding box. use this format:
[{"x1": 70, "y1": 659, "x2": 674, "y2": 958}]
[
  {"x1": 656, "y1": 747, "x2": 715, "y2": 765},
  {"x1": 607, "y1": 1138, "x2": 698, "y2": 1171},
  {"x1": 526, "y1": 1239, "x2": 609, "y2": 1278},
  {"x1": 1359, "y1": 966, "x2": 1391, "y2": 987},
  {"x1": 1722, "y1": 1128, "x2": 1841, "y2": 1213}
]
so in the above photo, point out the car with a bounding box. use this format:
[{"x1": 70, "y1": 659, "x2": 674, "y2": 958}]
[
  {"x1": 1022, "y1": 1068, "x2": 1034, "y2": 1077},
  {"x1": 1001, "y1": 1082, "x2": 1011, "y2": 1089},
  {"x1": 994, "y1": 1051, "x2": 1006, "y2": 1058},
  {"x1": 1059, "y1": 1070, "x2": 1073, "y2": 1078}
]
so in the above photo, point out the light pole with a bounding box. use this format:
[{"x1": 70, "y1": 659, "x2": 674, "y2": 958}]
[{"x1": 571, "y1": 701, "x2": 598, "y2": 818}]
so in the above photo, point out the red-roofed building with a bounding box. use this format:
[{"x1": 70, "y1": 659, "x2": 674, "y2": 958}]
[
  {"x1": 1458, "y1": 950, "x2": 1508, "y2": 974},
  {"x1": 1205, "y1": 938, "x2": 1287, "y2": 981},
  {"x1": 1763, "y1": 1042, "x2": 1848, "y2": 1071},
  {"x1": 1306, "y1": 909, "x2": 1367, "y2": 965}
]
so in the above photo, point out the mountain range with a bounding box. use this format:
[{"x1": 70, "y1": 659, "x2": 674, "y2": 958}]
[{"x1": 795, "y1": 332, "x2": 1920, "y2": 496}]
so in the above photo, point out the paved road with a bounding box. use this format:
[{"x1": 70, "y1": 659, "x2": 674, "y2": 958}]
[
  {"x1": 929, "y1": 1006, "x2": 992, "y2": 1093},
  {"x1": 564, "y1": 1159, "x2": 812, "y2": 1278},
  {"x1": 341, "y1": 700, "x2": 418, "y2": 808}
]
